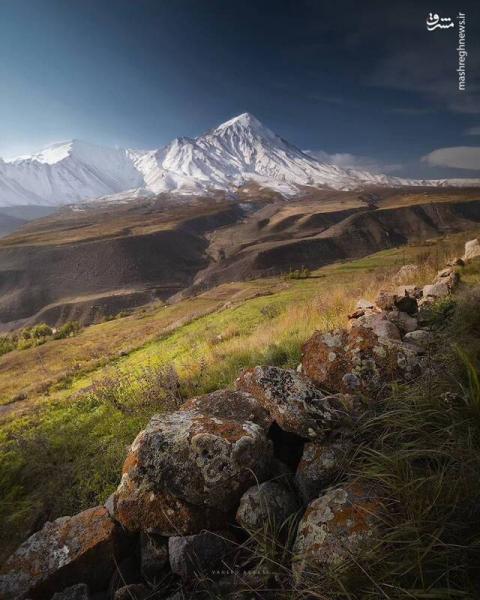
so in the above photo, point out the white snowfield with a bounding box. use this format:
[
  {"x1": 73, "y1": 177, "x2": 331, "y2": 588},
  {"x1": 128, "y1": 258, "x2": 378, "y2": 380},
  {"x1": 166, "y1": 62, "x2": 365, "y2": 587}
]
[{"x1": 1, "y1": 113, "x2": 479, "y2": 207}]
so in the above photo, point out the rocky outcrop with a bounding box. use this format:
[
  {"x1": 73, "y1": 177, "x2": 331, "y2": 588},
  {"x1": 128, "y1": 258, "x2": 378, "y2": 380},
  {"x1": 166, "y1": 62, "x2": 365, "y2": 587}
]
[
  {"x1": 292, "y1": 483, "x2": 383, "y2": 582},
  {"x1": 0, "y1": 506, "x2": 129, "y2": 600},
  {"x1": 301, "y1": 266, "x2": 460, "y2": 396}
]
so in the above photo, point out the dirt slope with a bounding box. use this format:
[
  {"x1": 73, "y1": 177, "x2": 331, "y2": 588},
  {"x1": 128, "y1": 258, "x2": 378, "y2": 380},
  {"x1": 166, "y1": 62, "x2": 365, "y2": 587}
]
[{"x1": 1, "y1": 189, "x2": 479, "y2": 329}]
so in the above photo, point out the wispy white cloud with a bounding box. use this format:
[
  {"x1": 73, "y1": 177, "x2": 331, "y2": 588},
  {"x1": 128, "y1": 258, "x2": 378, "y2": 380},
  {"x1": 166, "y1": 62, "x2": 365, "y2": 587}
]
[
  {"x1": 422, "y1": 146, "x2": 480, "y2": 170},
  {"x1": 305, "y1": 150, "x2": 401, "y2": 174}
]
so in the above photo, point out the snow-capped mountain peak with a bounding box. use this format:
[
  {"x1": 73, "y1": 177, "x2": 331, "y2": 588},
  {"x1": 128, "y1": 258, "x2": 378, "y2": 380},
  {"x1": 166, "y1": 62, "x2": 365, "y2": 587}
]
[
  {"x1": 11, "y1": 140, "x2": 77, "y2": 165},
  {"x1": 1, "y1": 113, "x2": 479, "y2": 207}
]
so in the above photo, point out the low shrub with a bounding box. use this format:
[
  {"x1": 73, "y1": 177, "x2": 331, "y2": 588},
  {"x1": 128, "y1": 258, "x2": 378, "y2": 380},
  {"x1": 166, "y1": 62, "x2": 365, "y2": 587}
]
[
  {"x1": 53, "y1": 321, "x2": 81, "y2": 340},
  {"x1": 0, "y1": 336, "x2": 15, "y2": 357}
]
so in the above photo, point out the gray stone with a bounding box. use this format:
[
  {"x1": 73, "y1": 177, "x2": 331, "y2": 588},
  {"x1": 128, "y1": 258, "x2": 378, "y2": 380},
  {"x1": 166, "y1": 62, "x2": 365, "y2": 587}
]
[
  {"x1": 423, "y1": 281, "x2": 449, "y2": 299},
  {"x1": 352, "y1": 312, "x2": 401, "y2": 340},
  {"x1": 403, "y1": 329, "x2": 434, "y2": 347},
  {"x1": 235, "y1": 481, "x2": 299, "y2": 532},
  {"x1": 140, "y1": 532, "x2": 169, "y2": 581},
  {"x1": 295, "y1": 441, "x2": 347, "y2": 503},
  {"x1": 387, "y1": 310, "x2": 417, "y2": 334},
  {"x1": 168, "y1": 531, "x2": 236, "y2": 581}
]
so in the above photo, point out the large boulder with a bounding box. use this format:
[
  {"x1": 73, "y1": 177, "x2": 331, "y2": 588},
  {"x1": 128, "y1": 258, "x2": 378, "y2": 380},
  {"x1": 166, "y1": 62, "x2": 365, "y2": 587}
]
[
  {"x1": 235, "y1": 366, "x2": 360, "y2": 440},
  {"x1": 295, "y1": 441, "x2": 348, "y2": 503},
  {"x1": 302, "y1": 325, "x2": 421, "y2": 395},
  {"x1": 292, "y1": 483, "x2": 382, "y2": 582},
  {"x1": 464, "y1": 238, "x2": 480, "y2": 261},
  {"x1": 112, "y1": 390, "x2": 274, "y2": 534},
  {"x1": 235, "y1": 480, "x2": 299, "y2": 532},
  {"x1": 0, "y1": 506, "x2": 128, "y2": 600}
]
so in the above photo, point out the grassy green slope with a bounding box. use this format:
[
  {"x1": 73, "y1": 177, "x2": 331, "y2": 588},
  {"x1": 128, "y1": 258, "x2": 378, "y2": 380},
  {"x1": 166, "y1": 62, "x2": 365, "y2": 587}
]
[{"x1": 0, "y1": 229, "x2": 479, "y2": 562}]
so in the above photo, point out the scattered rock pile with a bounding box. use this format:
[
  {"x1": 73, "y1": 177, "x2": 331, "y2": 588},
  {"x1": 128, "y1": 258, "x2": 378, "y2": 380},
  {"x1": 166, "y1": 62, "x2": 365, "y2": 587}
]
[{"x1": 1, "y1": 240, "x2": 474, "y2": 599}]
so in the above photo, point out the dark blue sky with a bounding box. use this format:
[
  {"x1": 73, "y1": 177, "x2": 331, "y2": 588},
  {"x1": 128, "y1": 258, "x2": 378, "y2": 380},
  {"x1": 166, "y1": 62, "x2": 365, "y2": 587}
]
[{"x1": 1, "y1": 0, "x2": 479, "y2": 177}]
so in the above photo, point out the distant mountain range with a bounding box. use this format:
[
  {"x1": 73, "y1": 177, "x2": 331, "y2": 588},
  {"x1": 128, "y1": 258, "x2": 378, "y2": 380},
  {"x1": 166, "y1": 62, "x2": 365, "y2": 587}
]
[{"x1": 1, "y1": 112, "x2": 479, "y2": 207}]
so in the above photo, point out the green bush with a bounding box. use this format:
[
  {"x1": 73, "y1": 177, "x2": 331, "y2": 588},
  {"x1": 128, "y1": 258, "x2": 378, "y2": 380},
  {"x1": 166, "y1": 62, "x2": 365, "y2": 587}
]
[
  {"x1": 53, "y1": 321, "x2": 81, "y2": 340},
  {"x1": 30, "y1": 323, "x2": 52, "y2": 339},
  {"x1": 0, "y1": 336, "x2": 15, "y2": 357},
  {"x1": 284, "y1": 266, "x2": 311, "y2": 280}
]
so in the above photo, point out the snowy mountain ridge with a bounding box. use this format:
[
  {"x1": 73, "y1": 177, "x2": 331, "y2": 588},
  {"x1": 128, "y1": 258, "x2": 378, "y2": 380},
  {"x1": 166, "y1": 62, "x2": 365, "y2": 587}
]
[{"x1": 1, "y1": 113, "x2": 479, "y2": 207}]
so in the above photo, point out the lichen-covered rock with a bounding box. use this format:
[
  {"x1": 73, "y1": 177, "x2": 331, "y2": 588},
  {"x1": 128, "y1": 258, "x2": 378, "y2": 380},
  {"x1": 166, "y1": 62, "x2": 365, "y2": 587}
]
[
  {"x1": 235, "y1": 481, "x2": 299, "y2": 532},
  {"x1": 423, "y1": 281, "x2": 449, "y2": 299},
  {"x1": 235, "y1": 366, "x2": 360, "y2": 439},
  {"x1": 292, "y1": 483, "x2": 382, "y2": 581},
  {"x1": 168, "y1": 531, "x2": 236, "y2": 581},
  {"x1": 112, "y1": 390, "x2": 274, "y2": 534},
  {"x1": 302, "y1": 325, "x2": 421, "y2": 395},
  {"x1": 140, "y1": 532, "x2": 169, "y2": 581},
  {"x1": 464, "y1": 238, "x2": 480, "y2": 261},
  {"x1": 113, "y1": 476, "x2": 228, "y2": 535},
  {"x1": 386, "y1": 310, "x2": 417, "y2": 334},
  {"x1": 434, "y1": 267, "x2": 460, "y2": 291},
  {"x1": 295, "y1": 441, "x2": 348, "y2": 503},
  {"x1": 0, "y1": 506, "x2": 128, "y2": 600},
  {"x1": 351, "y1": 312, "x2": 401, "y2": 340},
  {"x1": 51, "y1": 584, "x2": 90, "y2": 600},
  {"x1": 403, "y1": 329, "x2": 434, "y2": 347}
]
